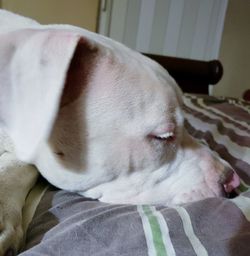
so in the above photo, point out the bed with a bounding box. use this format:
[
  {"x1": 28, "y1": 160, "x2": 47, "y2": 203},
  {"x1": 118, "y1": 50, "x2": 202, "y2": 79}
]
[{"x1": 19, "y1": 55, "x2": 250, "y2": 256}]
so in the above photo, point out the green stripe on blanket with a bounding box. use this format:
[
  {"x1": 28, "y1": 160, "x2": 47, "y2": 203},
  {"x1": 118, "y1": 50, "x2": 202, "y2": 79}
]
[
  {"x1": 238, "y1": 181, "x2": 250, "y2": 193},
  {"x1": 142, "y1": 205, "x2": 167, "y2": 256},
  {"x1": 138, "y1": 205, "x2": 176, "y2": 256}
]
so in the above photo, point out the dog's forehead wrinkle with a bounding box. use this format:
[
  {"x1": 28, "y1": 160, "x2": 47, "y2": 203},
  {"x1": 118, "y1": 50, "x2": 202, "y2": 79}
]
[
  {"x1": 87, "y1": 65, "x2": 164, "y2": 123},
  {"x1": 86, "y1": 51, "x2": 177, "y2": 121}
]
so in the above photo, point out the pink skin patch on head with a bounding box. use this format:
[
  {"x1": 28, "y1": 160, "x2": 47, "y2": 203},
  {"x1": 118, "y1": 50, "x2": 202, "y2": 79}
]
[
  {"x1": 223, "y1": 171, "x2": 241, "y2": 193},
  {"x1": 153, "y1": 123, "x2": 175, "y2": 135}
]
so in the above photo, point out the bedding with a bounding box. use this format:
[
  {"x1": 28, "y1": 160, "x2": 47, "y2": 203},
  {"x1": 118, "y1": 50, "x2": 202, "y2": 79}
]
[{"x1": 19, "y1": 94, "x2": 250, "y2": 256}]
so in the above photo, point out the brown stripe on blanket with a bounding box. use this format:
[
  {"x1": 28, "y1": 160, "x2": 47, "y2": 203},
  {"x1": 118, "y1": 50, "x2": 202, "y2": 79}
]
[
  {"x1": 183, "y1": 106, "x2": 250, "y2": 147},
  {"x1": 184, "y1": 94, "x2": 225, "y2": 102},
  {"x1": 184, "y1": 97, "x2": 250, "y2": 132},
  {"x1": 223, "y1": 98, "x2": 250, "y2": 110},
  {"x1": 185, "y1": 120, "x2": 250, "y2": 183},
  {"x1": 210, "y1": 103, "x2": 250, "y2": 125},
  {"x1": 184, "y1": 94, "x2": 250, "y2": 108},
  {"x1": 198, "y1": 97, "x2": 250, "y2": 128},
  {"x1": 183, "y1": 98, "x2": 250, "y2": 133},
  {"x1": 184, "y1": 197, "x2": 250, "y2": 256}
]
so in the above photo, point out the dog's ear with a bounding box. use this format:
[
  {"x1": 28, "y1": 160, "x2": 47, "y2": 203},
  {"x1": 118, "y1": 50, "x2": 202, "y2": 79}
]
[
  {"x1": 0, "y1": 29, "x2": 98, "y2": 161},
  {"x1": 60, "y1": 37, "x2": 99, "y2": 108}
]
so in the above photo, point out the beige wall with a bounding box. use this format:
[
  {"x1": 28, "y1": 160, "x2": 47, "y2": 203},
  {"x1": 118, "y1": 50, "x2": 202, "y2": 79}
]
[
  {"x1": 1, "y1": 0, "x2": 99, "y2": 32},
  {"x1": 214, "y1": 0, "x2": 250, "y2": 98}
]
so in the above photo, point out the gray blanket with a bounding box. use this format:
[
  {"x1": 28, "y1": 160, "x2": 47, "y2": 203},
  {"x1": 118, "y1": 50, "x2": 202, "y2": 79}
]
[{"x1": 20, "y1": 95, "x2": 250, "y2": 256}]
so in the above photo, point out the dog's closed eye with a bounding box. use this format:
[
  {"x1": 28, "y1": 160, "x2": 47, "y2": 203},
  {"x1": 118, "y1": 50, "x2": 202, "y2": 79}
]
[
  {"x1": 54, "y1": 151, "x2": 65, "y2": 157},
  {"x1": 149, "y1": 132, "x2": 175, "y2": 142}
]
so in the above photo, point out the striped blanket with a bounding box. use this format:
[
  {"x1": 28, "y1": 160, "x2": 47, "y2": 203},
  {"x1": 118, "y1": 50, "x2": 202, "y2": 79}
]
[{"x1": 20, "y1": 95, "x2": 250, "y2": 256}]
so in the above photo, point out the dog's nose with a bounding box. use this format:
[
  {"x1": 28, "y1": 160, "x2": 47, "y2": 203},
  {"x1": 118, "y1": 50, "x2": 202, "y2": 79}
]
[
  {"x1": 219, "y1": 168, "x2": 233, "y2": 184},
  {"x1": 219, "y1": 168, "x2": 240, "y2": 193}
]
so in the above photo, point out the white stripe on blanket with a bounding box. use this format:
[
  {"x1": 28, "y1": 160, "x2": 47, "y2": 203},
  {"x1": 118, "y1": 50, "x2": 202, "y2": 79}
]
[{"x1": 175, "y1": 206, "x2": 208, "y2": 256}]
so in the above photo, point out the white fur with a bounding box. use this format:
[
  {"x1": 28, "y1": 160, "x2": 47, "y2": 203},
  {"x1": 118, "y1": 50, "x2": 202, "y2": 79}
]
[{"x1": 0, "y1": 10, "x2": 235, "y2": 254}]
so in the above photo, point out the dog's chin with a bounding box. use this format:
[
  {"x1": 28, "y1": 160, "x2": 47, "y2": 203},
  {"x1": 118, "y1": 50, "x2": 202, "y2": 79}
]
[
  {"x1": 81, "y1": 189, "x2": 225, "y2": 206},
  {"x1": 78, "y1": 171, "x2": 228, "y2": 206}
]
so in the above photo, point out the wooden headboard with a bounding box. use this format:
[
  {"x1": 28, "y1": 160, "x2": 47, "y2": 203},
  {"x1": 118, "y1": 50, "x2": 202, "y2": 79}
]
[{"x1": 144, "y1": 53, "x2": 223, "y2": 94}]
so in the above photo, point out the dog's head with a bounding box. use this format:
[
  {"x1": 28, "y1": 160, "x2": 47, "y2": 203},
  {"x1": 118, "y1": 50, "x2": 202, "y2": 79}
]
[
  {"x1": 2, "y1": 27, "x2": 239, "y2": 204},
  {"x1": 35, "y1": 34, "x2": 185, "y2": 190}
]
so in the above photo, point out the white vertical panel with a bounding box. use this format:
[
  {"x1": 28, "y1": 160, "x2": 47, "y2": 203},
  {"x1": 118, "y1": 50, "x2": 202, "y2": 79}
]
[
  {"x1": 149, "y1": 0, "x2": 171, "y2": 54},
  {"x1": 123, "y1": 0, "x2": 141, "y2": 49},
  {"x1": 209, "y1": 0, "x2": 228, "y2": 59},
  {"x1": 109, "y1": 0, "x2": 129, "y2": 42},
  {"x1": 207, "y1": 0, "x2": 228, "y2": 94},
  {"x1": 98, "y1": 0, "x2": 113, "y2": 35},
  {"x1": 190, "y1": 0, "x2": 214, "y2": 60},
  {"x1": 136, "y1": 0, "x2": 156, "y2": 52},
  {"x1": 177, "y1": 0, "x2": 200, "y2": 59},
  {"x1": 98, "y1": 0, "x2": 227, "y2": 62},
  {"x1": 204, "y1": 1, "x2": 220, "y2": 59},
  {"x1": 163, "y1": 0, "x2": 185, "y2": 56}
]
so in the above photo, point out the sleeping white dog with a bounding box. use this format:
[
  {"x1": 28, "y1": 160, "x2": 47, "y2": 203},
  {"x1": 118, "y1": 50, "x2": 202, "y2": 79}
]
[{"x1": 0, "y1": 10, "x2": 240, "y2": 255}]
